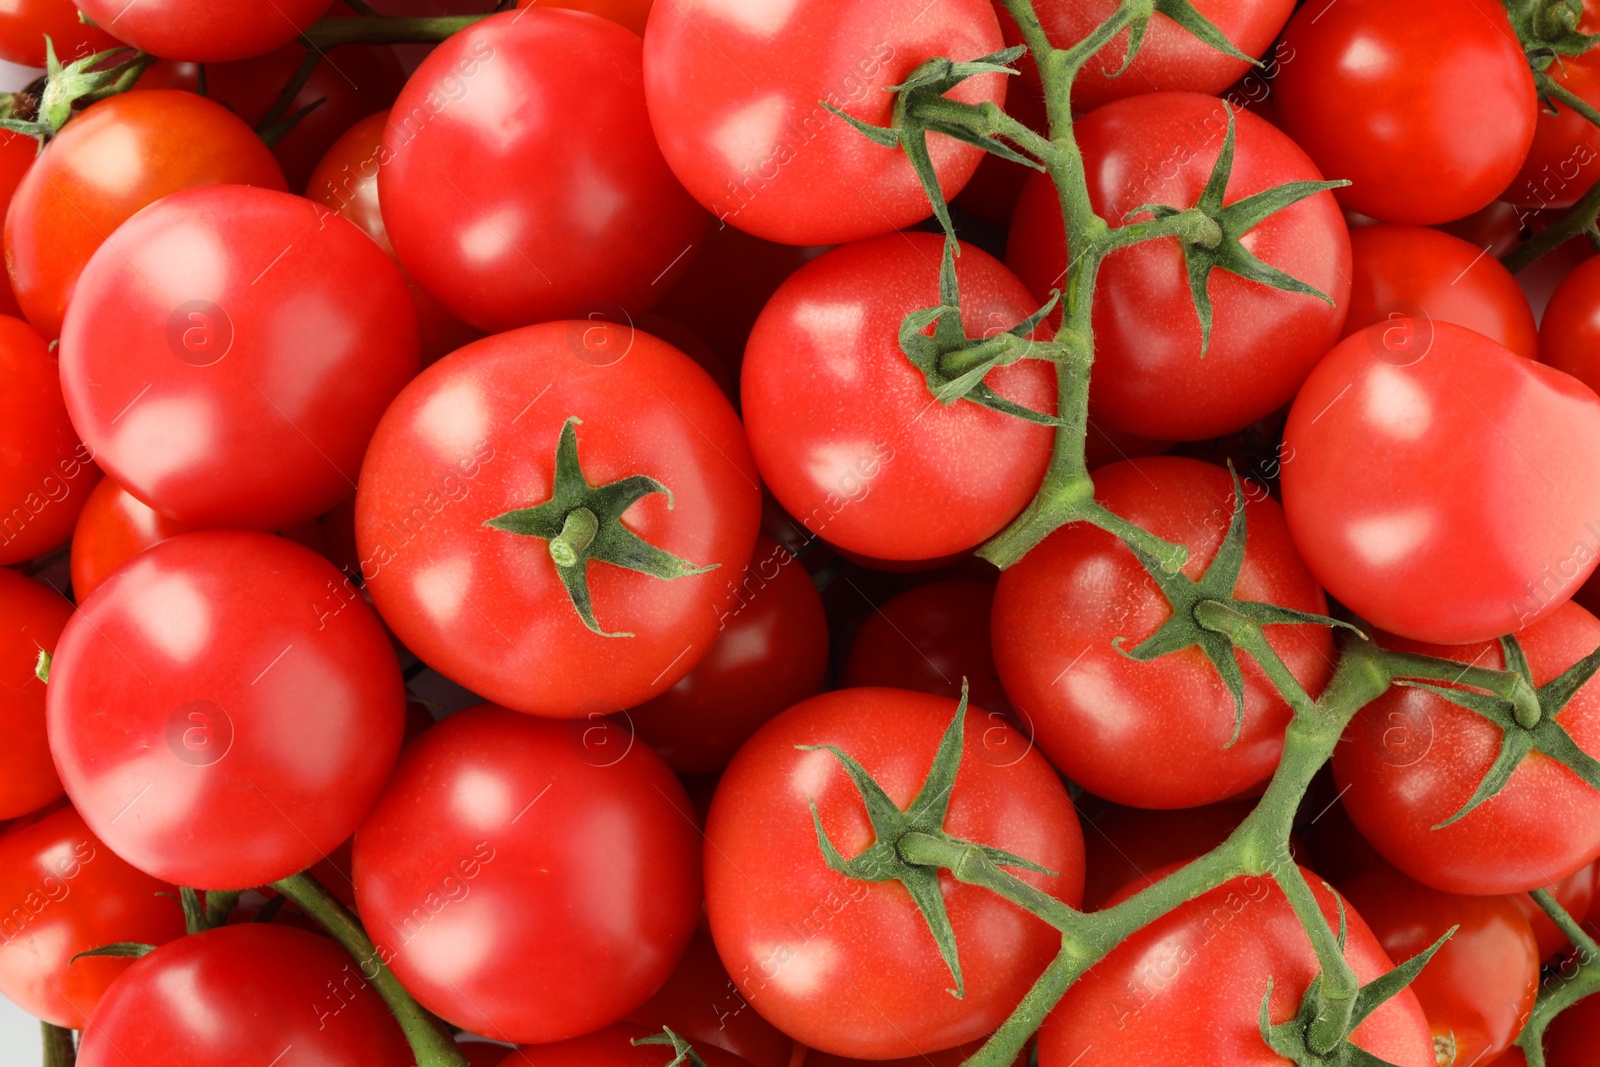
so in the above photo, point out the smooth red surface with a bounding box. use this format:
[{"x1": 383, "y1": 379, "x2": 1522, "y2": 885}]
[
  {"x1": 0, "y1": 568, "x2": 70, "y2": 819},
  {"x1": 73, "y1": 0, "x2": 328, "y2": 61},
  {"x1": 1542, "y1": 255, "x2": 1600, "y2": 394},
  {"x1": 47, "y1": 532, "x2": 405, "y2": 889},
  {"x1": 60, "y1": 184, "x2": 420, "y2": 531},
  {"x1": 69, "y1": 477, "x2": 193, "y2": 602},
  {"x1": 515, "y1": 0, "x2": 652, "y2": 34},
  {"x1": 354, "y1": 705, "x2": 702, "y2": 1044},
  {"x1": 1506, "y1": 22, "x2": 1600, "y2": 211},
  {"x1": 625, "y1": 934, "x2": 794, "y2": 1067},
  {"x1": 0, "y1": 131, "x2": 33, "y2": 317},
  {"x1": 0, "y1": 0, "x2": 121, "y2": 66}
]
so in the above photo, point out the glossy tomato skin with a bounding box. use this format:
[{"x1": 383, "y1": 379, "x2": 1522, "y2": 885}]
[
  {"x1": 1542, "y1": 255, "x2": 1600, "y2": 394},
  {"x1": 625, "y1": 936, "x2": 794, "y2": 1067},
  {"x1": 47, "y1": 531, "x2": 405, "y2": 889},
  {"x1": 1008, "y1": 92, "x2": 1350, "y2": 441},
  {"x1": 68, "y1": 477, "x2": 192, "y2": 602},
  {"x1": 992, "y1": 457, "x2": 1334, "y2": 809},
  {"x1": 1334, "y1": 604, "x2": 1600, "y2": 894},
  {"x1": 631, "y1": 538, "x2": 828, "y2": 775},
  {"x1": 76, "y1": 923, "x2": 414, "y2": 1066},
  {"x1": 4, "y1": 90, "x2": 287, "y2": 341},
  {"x1": 0, "y1": 803, "x2": 185, "y2": 1030},
  {"x1": 643, "y1": 0, "x2": 1004, "y2": 244},
  {"x1": 1273, "y1": 0, "x2": 1536, "y2": 224},
  {"x1": 0, "y1": 315, "x2": 98, "y2": 565},
  {"x1": 73, "y1": 0, "x2": 327, "y2": 61},
  {"x1": 505, "y1": 1023, "x2": 754, "y2": 1066},
  {"x1": 380, "y1": 9, "x2": 706, "y2": 333},
  {"x1": 1506, "y1": 18, "x2": 1600, "y2": 212},
  {"x1": 0, "y1": 0, "x2": 121, "y2": 66},
  {"x1": 1344, "y1": 224, "x2": 1538, "y2": 359},
  {"x1": 1039, "y1": 868, "x2": 1435, "y2": 1067},
  {"x1": 0, "y1": 568, "x2": 70, "y2": 819},
  {"x1": 60, "y1": 184, "x2": 420, "y2": 531},
  {"x1": 356, "y1": 321, "x2": 759, "y2": 718},
  {"x1": 743, "y1": 232, "x2": 1054, "y2": 560},
  {"x1": 705, "y1": 688, "x2": 1085, "y2": 1060},
  {"x1": 1283, "y1": 321, "x2": 1600, "y2": 644},
  {"x1": 0, "y1": 131, "x2": 34, "y2": 317},
  {"x1": 354, "y1": 705, "x2": 702, "y2": 1044},
  {"x1": 514, "y1": 0, "x2": 651, "y2": 35}
]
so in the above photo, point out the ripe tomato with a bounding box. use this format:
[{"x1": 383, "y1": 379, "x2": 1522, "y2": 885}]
[
  {"x1": 1039, "y1": 868, "x2": 1435, "y2": 1066},
  {"x1": 0, "y1": 315, "x2": 99, "y2": 566},
  {"x1": 1334, "y1": 603, "x2": 1600, "y2": 895},
  {"x1": 992, "y1": 457, "x2": 1334, "y2": 809},
  {"x1": 1007, "y1": 92, "x2": 1350, "y2": 441},
  {"x1": 1541, "y1": 255, "x2": 1600, "y2": 395},
  {"x1": 626, "y1": 934, "x2": 794, "y2": 1067},
  {"x1": 356, "y1": 321, "x2": 760, "y2": 719},
  {"x1": 1537, "y1": 991, "x2": 1600, "y2": 1066},
  {"x1": 76, "y1": 923, "x2": 414, "y2": 1066},
  {"x1": 0, "y1": 568, "x2": 70, "y2": 819},
  {"x1": 996, "y1": 0, "x2": 1295, "y2": 110},
  {"x1": 69, "y1": 477, "x2": 192, "y2": 602},
  {"x1": 307, "y1": 110, "x2": 482, "y2": 365},
  {"x1": 0, "y1": 0, "x2": 121, "y2": 66},
  {"x1": 47, "y1": 531, "x2": 405, "y2": 889},
  {"x1": 643, "y1": 0, "x2": 1005, "y2": 244},
  {"x1": 4, "y1": 90, "x2": 287, "y2": 342},
  {"x1": 515, "y1": 0, "x2": 652, "y2": 35},
  {"x1": 0, "y1": 803, "x2": 185, "y2": 1030},
  {"x1": 379, "y1": 9, "x2": 706, "y2": 333},
  {"x1": 0, "y1": 132, "x2": 33, "y2": 318},
  {"x1": 1343, "y1": 224, "x2": 1538, "y2": 360},
  {"x1": 72, "y1": 0, "x2": 328, "y2": 61},
  {"x1": 1340, "y1": 863, "x2": 1540, "y2": 1066},
  {"x1": 1273, "y1": 0, "x2": 1536, "y2": 224},
  {"x1": 1282, "y1": 320, "x2": 1600, "y2": 644},
  {"x1": 705, "y1": 688, "x2": 1085, "y2": 1060},
  {"x1": 742, "y1": 232, "x2": 1054, "y2": 561},
  {"x1": 1078, "y1": 800, "x2": 1256, "y2": 910},
  {"x1": 505, "y1": 1023, "x2": 755, "y2": 1066},
  {"x1": 60, "y1": 184, "x2": 419, "y2": 531},
  {"x1": 631, "y1": 538, "x2": 828, "y2": 774},
  {"x1": 1506, "y1": 5, "x2": 1600, "y2": 212},
  {"x1": 354, "y1": 704, "x2": 702, "y2": 1044}
]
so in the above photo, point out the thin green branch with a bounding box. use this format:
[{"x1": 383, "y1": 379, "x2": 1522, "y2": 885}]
[{"x1": 42, "y1": 1022, "x2": 74, "y2": 1067}]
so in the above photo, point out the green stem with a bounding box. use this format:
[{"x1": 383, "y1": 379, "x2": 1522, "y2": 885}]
[
  {"x1": 1374, "y1": 648, "x2": 1541, "y2": 726},
  {"x1": 1194, "y1": 601, "x2": 1321, "y2": 719},
  {"x1": 897, "y1": 831, "x2": 1085, "y2": 931},
  {"x1": 301, "y1": 14, "x2": 491, "y2": 49},
  {"x1": 1273, "y1": 863, "x2": 1358, "y2": 1054},
  {"x1": 41, "y1": 1022, "x2": 74, "y2": 1067},
  {"x1": 1532, "y1": 888, "x2": 1600, "y2": 960},
  {"x1": 270, "y1": 873, "x2": 467, "y2": 1067},
  {"x1": 256, "y1": 46, "x2": 320, "y2": 133},
  {"x1": 1502, "y1": 76, "x2": 1600, "y2": 274}
]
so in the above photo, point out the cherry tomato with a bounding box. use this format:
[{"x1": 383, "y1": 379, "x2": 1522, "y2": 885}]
[
  {"x1": 1515, "y1": 861, "x2": 1599, "y2": 959},
  {"x1": 1541, "y1": 255, "x2": 1600, "y2": 395},
  {"x1": 1344, "y1": 224, "x2": 1538, "y2": 360},
  {"x1": 60, "y1": 183, "x2": 419, "y2": 531},
  {"x1": 626, "y1": 934, "x2": 794, "y2": 1067},
  {"x1": 354, "y1": 704, "x2": 702, "y2": 1044},
  {"x1": 1540, "y1": 991, "x2": 1600, "y2": 1066},
  {"x1": 643, "y1": 0, "x2": 1005, "y2": 244},
  {"x1": 47, "y1": 531, "x2": 405, "y2": 889},
  {"x1": 0, "y1": 0, "x2": 121, "y2": 66},
  {"x1": 1506, "y1": 13, "x2": 1600, "y2": 212},
  {"x1": 356, "y1": 321, "x2": 761, "y2": 719},
  {"x1": 505, "y1": 1023, "x2": 756, "y2": 1066},
  {"x1": 0, "y1": 131, "x2": 35, "y2": 318},
  {"x1": 76, "y1": 923, "x2": 414, "y2": 1066},
  {"x1": 0, "y1": 567, "x2": 70, "y2": 819},
  {"x1": 5, "y1": 90, "x2": 287, "y2": 342},
  {"x1": 742, "y1": 232, "x2": 1054, "y2": 561},
  {"x1": 0, "y1": 315, "x2": 99, "y2": 565},
  {"x1": 1008, "y1": 91, "x2": 1350, "y2": 441},
  {"x1": 1282, "y1": 320, "x2": 1600, "y2": 644},
  {"x1": 1334, "y1": 603, "x2": 1600, "y2": 895},
  {"x1": 0, "y1": 802, "x2": 185, "y2": 1030},
  {"x1": 515, "y1": 0, "x2": 652, "y2": 35},
  {"x1": 379, "y1": 9, "x2": 706, "y2": 333},
  {"x1": 1039, "y1": 868, "x2": 1435, "y2": 1066},
  {"x1": 69, "y1": 477, "x2": 192, "y2": 602},
  {"x1": 992, "y1": 457, "x2": 1334, "y2": 809},
  {"x1": 1340, "y1": 862, "x2": 1540, "y2": 1066},
  {"x1": 631, "y1": 538, "x2": 828, "y2": 775},
  {"x1": 705, "y1": 688, "x2": 1085, "y2": 1060},
  {"x1": 72, "y1": 0, "x2": 329, "y2": 61},
  {"x1": 1078, "y1": 800, "x2": 1256, "y2": 910},
  {"x1": 1273, "y1": 0, "x2": 1537, "y2": 224}
]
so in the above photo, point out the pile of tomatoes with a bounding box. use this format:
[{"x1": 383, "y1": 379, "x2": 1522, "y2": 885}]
[{"x1": 6, "y1": 0, "x2": 1600, "y2": 1064}]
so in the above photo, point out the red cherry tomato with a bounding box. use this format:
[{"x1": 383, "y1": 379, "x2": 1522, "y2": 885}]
[
  {"x1": 69, "y1": 477, "x2": 192, "y2": 602},
  {"x1": 705, "y1": 688, "x2": 1085, "y2": 1060},
  {"x1": 1506, "y1": 21, "x2": 1600, "y2": 211},
  {"x1": 626, "y1": 934, "x2": 794, "y2": 1067},
  {"x1": 0, "y1": 131, "x2": 35, "y2": 317},
  {"x1": 1334, "y1": 603, "x2": 1600, "y2": 895},
  {"x1": 643, "y1": 0, "x2": 1005, "y2": 244},
  {"x1": 1078, "y1": 800, "x2": 1257, "y2": 910},
  {"x1": 0, "y1": 567, "x2": 70, "y2": 819},
  {"x1": 76, "y1": 923, "x2": 414, "y2": 1066},
  {"x1": 1273, "y1": 0, "x2": 1537, "y2": 224},
  {"x1": 72, "y1": 0, "x2": 328, "y2": 61},
  {"x1": 631, "y1": 538, "x2": 828, "y2": 775},
  {"x1": 1540, "y1": 990, "x2": 1600, "y2": 1066},
  {"x1": 1283, "y1": 320, "x2": 1600, "y2": 644},
  {"x1": 0, "y1": 0, "x2": 121, "y2": 66},
  {"x1": 379, "y1": 9, "x2": 706, "y2": 333},
  {"x1": 1344, "y1": 224, "x2": 1538, "y2": 359},
  {"x1": 0, "y1": 803, "x2": 185, "y2": 1029},
  {"x1": 1007, "y1": 92, "x2": 1351, "y2": 441},
  {"x1": 1340, "y1": 863, "x2": 1540, "y2": 1066},
  {"x1": 1541, "y1": 255, "x2": 1600, "y2": 395},
  {"x1": 0, "y1": 315, "x2": 99, "y2": 565},
  {"x1": 992, "y1": 457, "x2": 1334, "y2": 809},
  {"x1": 354, "y1": 705, "x2": 702, "y2": 1044},
  {"x1": 60, "y1": 184, "x2": 419, "y2": 531},
  {"x1": 4, "y1": 90, "x2": 287, "y2": 342},
  {"x1": 742, "y1": 232, "x2": 1054, "y2": 561},
  {"x1": 514, "y1": 0, "x2": 652, "y2": 35},
  {"x1": 47, "y1": 531, "x2": 405, "y2": 889}
]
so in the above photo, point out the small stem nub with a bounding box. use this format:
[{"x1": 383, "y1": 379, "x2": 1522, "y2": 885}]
[{"x1": 550, "y1": 508, "x2": 599, "y2": 568}]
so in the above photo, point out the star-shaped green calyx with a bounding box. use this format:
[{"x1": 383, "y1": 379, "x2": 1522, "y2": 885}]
[
  {"x1": 631, "y1": 1026, "x2": 710, "y2": 1067},
  {"x1": 484, "y1": 417, "x2": 716, "y2": 638},
  {"x1": 1395, "y1": 633, "x2": 1600, "y2": 828},
  {"x1": 801, "y1": 684, "x2": 1055, "y2": 998},
  {"x1": 1111, "y1": 0, "x2": 1257, "y2": 79}
]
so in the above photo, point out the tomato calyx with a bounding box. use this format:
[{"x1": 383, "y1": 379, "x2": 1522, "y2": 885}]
[
  {"x1": 484, "y1": 416, "x2": 718, "y2": 638},
  {"x1": 800, "y1": 684, "x2": 1058, "y2": 998},
  {"x1": 1126, "y1": 105, "x2": 1348, "y2": 356},
  {"x1": 177, "y1": 886, "x2": 239, "y2": 934},
  {"x1": 68, "y1": 942, "x2": 157, "y2": 964},
  {"x1": 1113, "y1": 0, "x2": 1258, "y2": 78},
  {"x1": 632, "y1": 1026, "x2": 712, "y2": 1067},
  {"x1": 1394, "y1": 634, "x2": 1600, "y2": 828},
  {"x1": 1506, "y1": 0, "x2": 1595, "y2": 58},
  {"x1": 0, "y1": 39, "x2": 153, "y2": 142}
]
